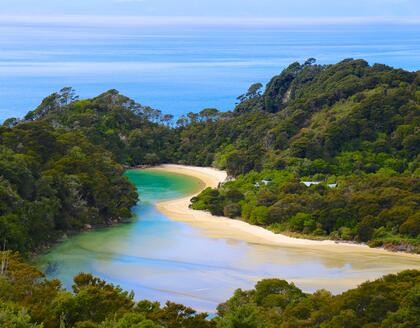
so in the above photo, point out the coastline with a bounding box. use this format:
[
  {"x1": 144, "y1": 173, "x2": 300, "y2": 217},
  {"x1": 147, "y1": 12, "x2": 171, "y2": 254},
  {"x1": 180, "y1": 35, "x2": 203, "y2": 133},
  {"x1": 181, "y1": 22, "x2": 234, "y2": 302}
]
[{"x1": 150, "y1": 165, "x2": 420, "y2": 258}]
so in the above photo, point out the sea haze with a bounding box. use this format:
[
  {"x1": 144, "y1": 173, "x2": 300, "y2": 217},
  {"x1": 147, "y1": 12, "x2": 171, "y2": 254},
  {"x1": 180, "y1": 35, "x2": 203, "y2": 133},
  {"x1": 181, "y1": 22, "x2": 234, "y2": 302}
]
[{"x1": 0, "y1": 20, "x2": 419, "y2": 122}]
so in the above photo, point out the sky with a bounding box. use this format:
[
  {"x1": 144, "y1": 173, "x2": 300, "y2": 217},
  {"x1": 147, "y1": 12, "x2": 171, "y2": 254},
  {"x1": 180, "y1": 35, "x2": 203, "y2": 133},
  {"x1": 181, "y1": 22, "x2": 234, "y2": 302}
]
[{"x1": 1, "y1": 0, "x2": 420, "y2": 21}]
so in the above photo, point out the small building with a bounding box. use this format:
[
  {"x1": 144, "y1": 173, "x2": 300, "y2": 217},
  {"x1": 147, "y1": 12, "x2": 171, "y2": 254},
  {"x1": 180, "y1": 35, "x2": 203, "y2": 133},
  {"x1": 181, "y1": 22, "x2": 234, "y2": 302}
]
[
  {"x1": 301, "y1": 181, "x2": 338, "y2": 188},
  {"x1": 255, "y1": 180, "x2": 271, "y2": 188},
  {"x1": 302, "y1": 181, "x2": 321, "y2": 187}
]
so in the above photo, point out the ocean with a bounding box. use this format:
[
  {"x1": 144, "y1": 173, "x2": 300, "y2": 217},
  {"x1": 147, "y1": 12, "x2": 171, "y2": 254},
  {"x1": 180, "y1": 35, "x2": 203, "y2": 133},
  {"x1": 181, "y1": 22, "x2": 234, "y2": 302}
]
[{"x1": 0, "y1": 21, "x2": 419, "y2": 122}]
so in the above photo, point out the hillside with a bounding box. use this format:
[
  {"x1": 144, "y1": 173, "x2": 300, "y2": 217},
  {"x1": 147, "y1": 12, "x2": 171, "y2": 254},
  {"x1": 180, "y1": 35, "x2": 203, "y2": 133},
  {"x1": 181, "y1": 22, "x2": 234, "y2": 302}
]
[
  {"x1": 184, "y1": 59, "x2": 420, "y2": 251},
  {"x1": 176, "y1": 59, "x2": 419, "y2": 173},
  {"x1": 103, "y1": 58, "x2": 419, "y2": 252},
  {"x1": 0, "y1": 117, "x2": 138, "y2": 254}
]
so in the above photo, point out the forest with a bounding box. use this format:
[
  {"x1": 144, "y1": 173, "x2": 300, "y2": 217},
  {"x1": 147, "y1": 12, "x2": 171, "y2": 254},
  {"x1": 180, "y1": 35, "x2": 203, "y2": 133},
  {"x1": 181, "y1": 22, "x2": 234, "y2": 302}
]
[
  {"x1": 0, "y1": 119, "x2": 138, "y2": 254},
  {"x1": 1, "y1": 251, "x2": 419, "y2": 328}
]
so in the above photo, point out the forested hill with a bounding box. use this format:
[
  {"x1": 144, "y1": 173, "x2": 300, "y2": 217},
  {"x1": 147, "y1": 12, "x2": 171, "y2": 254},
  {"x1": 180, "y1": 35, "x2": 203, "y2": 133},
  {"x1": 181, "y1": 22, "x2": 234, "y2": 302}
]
[
  {"x1": 15, "y1": 88, "x2": 177, "y2": 165},
  {"x1": 1, "y1": 58, "x2": 419, "y2": 253},
  {"x1": 0, "y1": 101, "x2": 139, "y2": 253},
  {"x1": 185, "y1": 59, "x2": 420, "y2": 252},
  {"x1": 176, "y1": 58, "x2": 419, "y2": 173}
]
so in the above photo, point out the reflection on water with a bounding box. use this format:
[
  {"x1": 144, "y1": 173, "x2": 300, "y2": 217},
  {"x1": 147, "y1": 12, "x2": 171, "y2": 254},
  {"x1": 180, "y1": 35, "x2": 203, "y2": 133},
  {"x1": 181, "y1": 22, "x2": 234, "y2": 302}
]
[{"x1": 36, "y1": 170, "x2": 420, "y2": 312}]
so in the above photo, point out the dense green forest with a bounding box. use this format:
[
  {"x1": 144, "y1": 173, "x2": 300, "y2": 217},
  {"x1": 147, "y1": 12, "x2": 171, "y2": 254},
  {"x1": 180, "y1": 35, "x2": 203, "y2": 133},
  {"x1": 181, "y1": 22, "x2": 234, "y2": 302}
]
[
  {"x1": 0, "y1": 252, "x2": 419, "y2": 327},
  {"x1": 0, "y1": 117, "x2": 138, "y2": 253},
  {"x1": 2, "y1": 59, "x2": 419, "y2": 252}
]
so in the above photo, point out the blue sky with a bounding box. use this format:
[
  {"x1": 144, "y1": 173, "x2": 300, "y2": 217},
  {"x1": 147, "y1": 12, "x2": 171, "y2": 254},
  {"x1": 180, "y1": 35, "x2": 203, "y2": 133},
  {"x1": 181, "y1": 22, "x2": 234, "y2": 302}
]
[{"x1": 2, "y1": 0, "x2": 420, "y2": 19}]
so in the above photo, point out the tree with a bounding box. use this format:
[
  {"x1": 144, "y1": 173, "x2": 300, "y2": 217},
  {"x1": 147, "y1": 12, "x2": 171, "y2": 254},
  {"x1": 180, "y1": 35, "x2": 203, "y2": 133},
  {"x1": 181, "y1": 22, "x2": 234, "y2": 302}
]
[
  {"x1": 399, "y1": 213, "x2": 420, "y2": 237},
  {"x1": 187, "y1": 112, "x2": 198, "y2": 123},
  {"x1": 249, "y1": 206, "x2": 269, "y2": 225},
  {"x1": 199, "y1": 108, "x2": 219, "y2": 122},
  {"x1": 176, "y1": 116, "x2": 188, "y2": 128},
  {"x1": 254, "y1": 279, "x2": 305, "y2": 308},
  {"x1": 237, "y1": 83, "x2": 263, "y2": 103},
  {"x1": 162, "y1": 114, "x2": 174, "y2": 126},
  {"x1": 357, "y1": 216, "x2": 376, "y2": 242},
  {"x1": 304, "y1": 58, "x2": 316, "y2": 66},
  {"x1": 2, "y1": 118, "x2": 20, "y2": 128},
  {"x1": 0, "y1": 304, "x2": 42, "y2": 328},
  {"x1": 58, "y1": 87, "x2": 79, "y2": 106},
  {"x1": 52, "y1": 273, "x2": 135, "y2": 326},
  {"x1": 224, "y1": 204, "x2": 241, "y2": 218}
]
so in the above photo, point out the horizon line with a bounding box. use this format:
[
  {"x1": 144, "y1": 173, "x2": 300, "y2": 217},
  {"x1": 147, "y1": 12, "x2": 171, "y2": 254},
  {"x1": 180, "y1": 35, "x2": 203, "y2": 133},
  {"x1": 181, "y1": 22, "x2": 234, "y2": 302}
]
[{"x1": 1, "y1": 15, "x2": 420, "y2": 27}]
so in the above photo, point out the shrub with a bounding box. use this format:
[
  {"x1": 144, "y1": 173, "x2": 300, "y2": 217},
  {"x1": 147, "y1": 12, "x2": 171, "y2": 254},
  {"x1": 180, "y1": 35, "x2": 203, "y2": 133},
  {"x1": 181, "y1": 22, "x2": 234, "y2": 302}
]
[{"x1": 223, "y1": 204, "x2": 241, "y2": 218}]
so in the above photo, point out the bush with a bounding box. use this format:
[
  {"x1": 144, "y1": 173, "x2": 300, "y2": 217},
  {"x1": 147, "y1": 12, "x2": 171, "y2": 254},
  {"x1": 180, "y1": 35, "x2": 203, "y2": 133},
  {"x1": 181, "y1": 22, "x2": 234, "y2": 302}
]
[
  {"x1": 339, "y1": 227, "x2": 354, "y2": 240},
  {"x1": 288, "y1": 213, "x2": 313, "y2": 232},
  {"x1": 249, "y1": 206, "x2": 269, "y2": 225},
  {"x1": 399, "y1": 213, "x2": 420, "y2": 237},
  {"x1": 313, "y1": 228, "x2": 326, "y2": 236},
  {"x1": 368, "y1": 240, "x2": 384, "y2": 248},
  {"x1": 223, "y1": 204, "x2": 242, "y2": 218}
]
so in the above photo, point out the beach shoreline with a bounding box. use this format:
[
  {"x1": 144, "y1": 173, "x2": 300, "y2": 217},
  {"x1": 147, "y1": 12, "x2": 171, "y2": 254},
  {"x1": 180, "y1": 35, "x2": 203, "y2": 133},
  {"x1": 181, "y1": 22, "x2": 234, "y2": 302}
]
[{"x1": 148, "y1": 164, "x2": 419, "y2": 258}]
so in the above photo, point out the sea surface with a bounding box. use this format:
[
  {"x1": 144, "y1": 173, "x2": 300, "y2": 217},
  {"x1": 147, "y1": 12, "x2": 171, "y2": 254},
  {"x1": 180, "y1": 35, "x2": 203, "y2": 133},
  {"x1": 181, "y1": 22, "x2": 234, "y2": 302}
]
[
  {"x1": 36, "y1": 169, "x2": 420, "y2": 312},
  {"x1": 1, "y1": 22, "x2": 419, "y2": 122}
]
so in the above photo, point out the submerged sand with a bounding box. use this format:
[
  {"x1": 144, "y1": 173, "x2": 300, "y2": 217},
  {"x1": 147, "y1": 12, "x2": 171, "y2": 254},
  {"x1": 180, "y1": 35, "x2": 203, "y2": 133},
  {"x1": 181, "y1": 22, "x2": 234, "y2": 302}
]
[{"x1": 151, "y1": 165, "x2": 419, "y2": 259}]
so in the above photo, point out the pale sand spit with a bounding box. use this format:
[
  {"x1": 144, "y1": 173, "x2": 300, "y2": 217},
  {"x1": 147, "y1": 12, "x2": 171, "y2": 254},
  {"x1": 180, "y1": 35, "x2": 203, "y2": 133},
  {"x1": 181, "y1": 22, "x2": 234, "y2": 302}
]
[{"x1": 149, "y1": 164, "x2": 419, "y2": 259}]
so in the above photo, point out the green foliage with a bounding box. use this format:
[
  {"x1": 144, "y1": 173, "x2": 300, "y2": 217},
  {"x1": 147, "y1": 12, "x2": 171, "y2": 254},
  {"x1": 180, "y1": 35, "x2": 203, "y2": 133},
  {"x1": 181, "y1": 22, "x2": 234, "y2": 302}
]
[
  {"x1": 0, "y1": 120, "x2": 138, "y2": 253},
  {"x1": 216, "y1": 270, "x2": 420, "y2": 328},
  {"x1": 51, "y1": 273, "x2": 135, "y2": 326},
  {"x1": 249, "y1": 206, "x2": 269, "y2": 225},
  {"x1": 400, "y1": 213, "x2": 420, "y2": 237},
  {"x1": 22, "y1": 89, "x2": 177, "y2": 166},
  {"x1": 192, "y1": 170, "x2": 420, "y2": 252},
  {"x1": 223, "y1": 203, "x2": 241, "y2": 219},
  {"x1": 0, "y1": 303, "x2": 42, "y2": 328}
]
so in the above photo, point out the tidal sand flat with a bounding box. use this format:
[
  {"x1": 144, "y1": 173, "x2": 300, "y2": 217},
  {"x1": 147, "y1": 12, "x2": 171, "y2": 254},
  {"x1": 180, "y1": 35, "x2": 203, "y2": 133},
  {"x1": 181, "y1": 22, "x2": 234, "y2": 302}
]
[{"x1": 37, "y1": 167, "x2": 420, "y2": 313}]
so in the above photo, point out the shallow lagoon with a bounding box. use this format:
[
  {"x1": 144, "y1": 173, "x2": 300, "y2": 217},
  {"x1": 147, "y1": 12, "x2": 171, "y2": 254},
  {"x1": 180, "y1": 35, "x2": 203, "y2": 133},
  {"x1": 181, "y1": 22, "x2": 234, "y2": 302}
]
[{"x1": 36, "y1": 170, "x2": 420, "y2": 312}]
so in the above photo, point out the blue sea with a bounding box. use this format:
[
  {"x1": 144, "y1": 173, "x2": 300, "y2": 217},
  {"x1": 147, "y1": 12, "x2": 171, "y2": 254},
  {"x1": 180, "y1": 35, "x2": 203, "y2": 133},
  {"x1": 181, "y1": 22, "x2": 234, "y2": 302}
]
[{"x1": 0, "y1": 21, "x2": 419, "y2": 122}]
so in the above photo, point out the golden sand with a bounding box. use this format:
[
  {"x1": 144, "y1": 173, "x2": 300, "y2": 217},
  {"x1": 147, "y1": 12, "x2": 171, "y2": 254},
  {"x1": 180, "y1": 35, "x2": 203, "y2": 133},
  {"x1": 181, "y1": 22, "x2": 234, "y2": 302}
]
[{"x1": 150, "y1": 165, "x2": 419, "y2": 259}]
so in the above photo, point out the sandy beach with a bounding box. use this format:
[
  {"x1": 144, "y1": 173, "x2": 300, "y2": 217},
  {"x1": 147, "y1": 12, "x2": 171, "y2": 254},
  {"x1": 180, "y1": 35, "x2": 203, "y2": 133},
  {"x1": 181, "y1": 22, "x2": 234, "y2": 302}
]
[{"x1": 150, "y1": 165, "x2": 419, "y2": 258}]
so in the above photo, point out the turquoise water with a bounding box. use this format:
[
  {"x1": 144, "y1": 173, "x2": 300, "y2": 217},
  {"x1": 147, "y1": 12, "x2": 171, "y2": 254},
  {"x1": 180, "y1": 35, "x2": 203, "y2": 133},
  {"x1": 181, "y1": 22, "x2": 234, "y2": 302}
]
[
  {"x1": 1, "y1": 23, "x2": 419, "y2": 122},
  {"x1": 36, "y1": 169, "x2": 420, "y2": 312}
]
